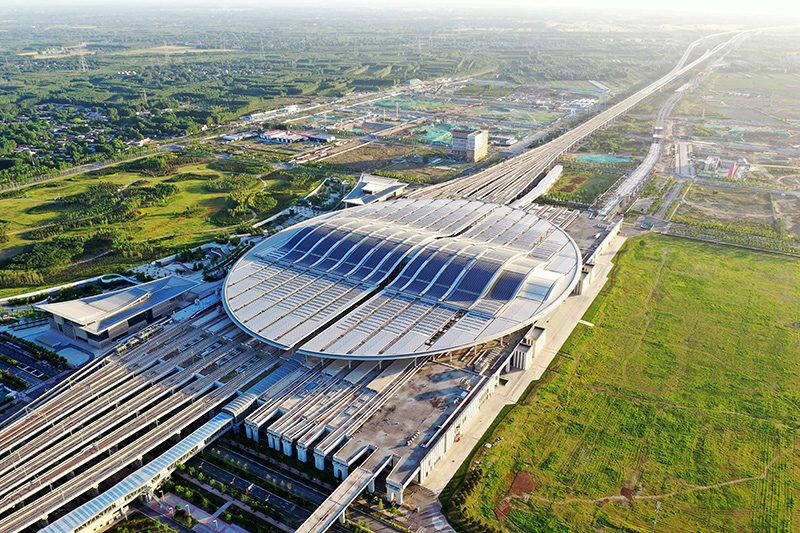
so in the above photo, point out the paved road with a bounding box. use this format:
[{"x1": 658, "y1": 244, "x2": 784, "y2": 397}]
[
  {"x1": 0, "y1": 343, "x2": 54, "y2": 376},
  {"x1": 412, "y1": 31, "x2": 755, "y2": 205},
  {"x1": 205, "y1": 445, "x2": 328, "y2": 504},
  {"x1": 189, "y1": 457, "x2": 311, "y2": 524}
]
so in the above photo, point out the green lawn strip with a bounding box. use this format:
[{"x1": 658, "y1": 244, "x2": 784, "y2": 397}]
[{"x1": 106, "y1": 513, "x2": 175, "y2": 533}]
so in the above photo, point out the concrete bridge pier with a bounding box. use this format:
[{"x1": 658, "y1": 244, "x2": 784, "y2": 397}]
[
  {"x1": 89, "y1": 485, "x2": 100, "y2": 497},
  {"x1": 37, "y1": 515, "x2": 48, "y2": 528}
]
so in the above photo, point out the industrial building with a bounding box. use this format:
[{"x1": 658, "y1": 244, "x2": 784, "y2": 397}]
[
  {"x1": 37, "y1": 276, "x2": 197, "y2": 349},
  {"x1": 450, "y1": 128, "x2": 488, "y2": 162}
]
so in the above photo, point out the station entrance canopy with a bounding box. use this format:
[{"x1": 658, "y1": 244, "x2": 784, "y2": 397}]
[{"x1": 223, "y1": 198, "x2": 581, "y2": 359}]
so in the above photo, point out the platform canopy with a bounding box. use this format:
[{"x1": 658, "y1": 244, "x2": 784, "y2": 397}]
[{"x1": 223, "y1": 198, "x2": 581, "y2": 359}]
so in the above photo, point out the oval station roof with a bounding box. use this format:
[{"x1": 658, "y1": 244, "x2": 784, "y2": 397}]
[{"x1": 223, "y1": 198, "x2": 582, "y2": 359}]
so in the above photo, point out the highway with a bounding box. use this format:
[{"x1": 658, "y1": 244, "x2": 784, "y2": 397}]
[{"x1": 410, "y1": 31, "x2": 752, "y2": 206}]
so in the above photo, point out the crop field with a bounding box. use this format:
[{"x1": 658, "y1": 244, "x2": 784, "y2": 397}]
[
  {"x1": 753, "y1": 166, "x2": 800, "y2": 190},
  {"x1": 670, "y1": 184, "x2": 799, "y2": 240},
  {"x1": 707, "y1": 107, "x2": 786, "y2": 127},
  {"x1": 694, "y1": 61, "x2": 800, "y2": 122},
  {"x1": 473, "y1": 107, "x2": 556, "y2": 127},
  {"x1": 675, "y1": 185, "x2": 773, "y2": 224},
  {"x1": 0, "y1": 163, "x2": 237, "y2": 257},
  {"x1": 369, "y1": 97, "x2": 455, "y2": 114},
  {"x1": 323, "y1": 141, "x2": 463, "y2": 182},
  {"x1": 771, "y1": 195, "x2": 800, "y2": 236},
  {"x1": 446, "y1": 235, "x2": 800, "y2": 533},
  {"x1": 709, "y1": 71, "x2": 800, "y2": 102}
]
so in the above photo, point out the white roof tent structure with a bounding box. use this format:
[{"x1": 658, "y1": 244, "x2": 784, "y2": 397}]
[
  {"x1": 342, "y1": 173, "x2": 407, "y2": 207},
  {"x1": 37, "y1": 277, "x2": 197, "y2": 347},
  {"x1": 224, "y1": 198, "x2": 581, "y2": 359}
]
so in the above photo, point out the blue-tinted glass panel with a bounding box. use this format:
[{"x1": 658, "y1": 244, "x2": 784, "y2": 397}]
[
  {"x1": 281, "y1": 227, "x2": 329, "y2": 262},
  {"x1": 296, "y1": 251, "x2": 323, "y2": 267},
  {"x1": 415, "y1": 253, "x2": 450, "y2": 283},
  {"x1": 278, "y1": 226, "x2": 314, "y2": 251},
  {"x1": 281, "y1": 250, "x2": 306, "y2": 262},
  {"x1": 434, "y1": 255, "x2": 471, "y2": 287},
  {"x1": 294, "y1": 230, "x2": 347, "y2": 267},
  {"x1": 294, "y1": 227, "x2": 329, "y2": 253},
  {"x1": 350, "y1": 240, "x2": 399, "y2": 279},
  {"x1": 405, "y1": 279, "x2": 430, "y2": 295},
  {"x1": 487, "y1": 270, "x2": 527, "y2": 300},
  {"x1": 368, "y1": 244, "x2": 413, "y2": 281},
  {"x1": 452, "y1": 261, "x2": 503, "y2": 295},
  {"x1": 424, "y1": 283, "x2": 451, "y2": 300},
  {"x1": 446, "y1": 289, "x2": 479, "y2": 306},
  {"x1": 315, "y1": 234, "x2": 366, "y2": 271},
  {"x1": 387, "y1": 253, "x2": 429, "y2": 290},
  {"x1": 334, "y1": 237, "x2": 382, "y2": 277}
]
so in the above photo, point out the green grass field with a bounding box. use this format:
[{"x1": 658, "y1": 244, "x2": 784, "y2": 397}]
[
  {"x1": 542, "y1": 161, "x2": 630, "y2": 205},
  {"x1": 0, "y1": 157, "x2": 321, "y2": 295},
  {"x1": 0, "y1": 164, "x2": 238, "y2": 262},
  {"x1": 449, "y1": 235, "x2": 800, "y2": 533}
]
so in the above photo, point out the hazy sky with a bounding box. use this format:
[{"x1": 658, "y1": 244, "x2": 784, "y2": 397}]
[{"x1": 7, "y1": 0, "x2": 800, "y2": 18}]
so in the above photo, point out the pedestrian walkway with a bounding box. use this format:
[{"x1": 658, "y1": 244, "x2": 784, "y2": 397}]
[
  {"x1": 137, "y1": 501, "x2": 195, "y2": 533},
  {"x1": 402, "y1": 486, "x2": 455, "y2": 533},
  {"x1": 213, "y1": 500, "x2": 234, "y2": 518},
  {"x1": 162, "y1": 492, "x2": 249, "y2": 533}
]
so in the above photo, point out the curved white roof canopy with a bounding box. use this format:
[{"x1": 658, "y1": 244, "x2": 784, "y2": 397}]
[{"x1": 223, "y1": 198, "x2": 581, "y2": 359}]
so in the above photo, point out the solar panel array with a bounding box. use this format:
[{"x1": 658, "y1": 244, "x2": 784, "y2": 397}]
[{"x1": 224, "y1": 198, "x2": 581, "y2": 359}]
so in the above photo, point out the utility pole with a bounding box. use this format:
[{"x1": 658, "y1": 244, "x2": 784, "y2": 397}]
[{"x1": 652, "y1": 501, "x2": 661, "y2": 533}]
